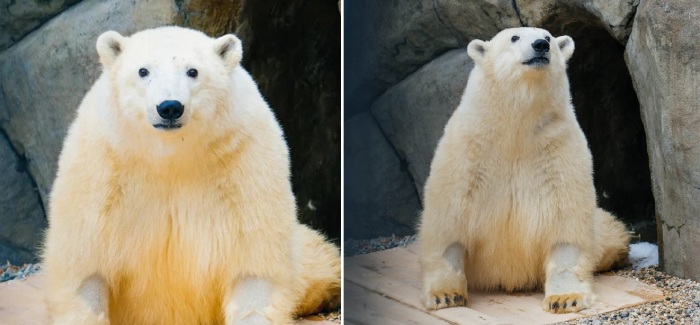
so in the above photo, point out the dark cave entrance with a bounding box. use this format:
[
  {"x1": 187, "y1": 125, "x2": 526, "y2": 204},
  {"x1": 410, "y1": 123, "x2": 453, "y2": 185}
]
[
  {"x1": 237, "y1": 1, "x2": 341, "y2": 242},
  {"x1": 543, "y1": 8, "x2": 656, "y2": 242}
]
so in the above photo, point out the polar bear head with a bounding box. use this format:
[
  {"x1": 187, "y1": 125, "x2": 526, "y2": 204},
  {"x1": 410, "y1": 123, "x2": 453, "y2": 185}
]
[
  {"x1": 467, "y1": 27, "x2": 574, "y2": 82},
  {"x1": 95, "y1": 27, "x2": 242, "y2": 137}
]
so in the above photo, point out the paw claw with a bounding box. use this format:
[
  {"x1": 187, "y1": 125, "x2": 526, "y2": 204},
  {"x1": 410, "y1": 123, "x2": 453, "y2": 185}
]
[
  {"x1": 422, "y1": 269, "x2": 468, "y2": 310},
  {"x1": 425, "y1": 291, "x2": 469, "y2": 310},
  {"x1": 543, "y1": 293, "x2": 587, "y2": 313}
]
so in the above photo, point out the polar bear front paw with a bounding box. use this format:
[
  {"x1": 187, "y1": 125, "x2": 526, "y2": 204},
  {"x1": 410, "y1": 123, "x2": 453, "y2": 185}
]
[
  {"x1": 424, "y1": 291, "x2": 469, "y2": 310},
  {"x1": 543, "y1": 293, "x2": 587, "y2": 314}
]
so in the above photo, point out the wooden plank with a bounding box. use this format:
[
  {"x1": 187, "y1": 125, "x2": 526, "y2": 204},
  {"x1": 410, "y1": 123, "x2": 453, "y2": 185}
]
[
  {"x1": 595, "y1": 273, "x2": 664, "y2": 302},
  {"x1": 348, "y1": 251, "x2": 569, "y2": 324},
  {"x1": 346, "y1": 257, "x2": 499, "y2": 324},
  {"x1": 0, "y1": 278, "x2": 50, "y2": 325},
  {"x1": 0, "y1": 275, "x2": 334, "y2": 325},
  {"x1": 346, "y1": 246, "x2": 664, "y2": 324},
  {"x1": 345, "y1": 282, "x2": 450, "y2": 325}
]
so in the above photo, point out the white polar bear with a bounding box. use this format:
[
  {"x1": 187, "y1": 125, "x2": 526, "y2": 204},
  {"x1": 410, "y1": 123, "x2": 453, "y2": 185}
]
[
  {"x1": 417, "y1": 27, "x2": 629, "y2": 314},
  {"x1": 42, "y1": 26, "x2": 340, "y2": 325}
]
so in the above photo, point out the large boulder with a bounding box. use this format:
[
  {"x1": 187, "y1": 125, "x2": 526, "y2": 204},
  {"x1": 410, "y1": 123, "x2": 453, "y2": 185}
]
[
  {"x1": 625, "y1": 0, "x2": 700, "y2": 281},
  {"x1": 0, "y1": 132, "x2": 45, "y2": 264},
  {"x1": 0, "y1": 0, "x2": 83, "y2": 51},
  {"x1": 371, "y1": 49, "x2": 473, "y2": 197},
  {"x1": 345, "y1": 112, "x2": 421, "y2": 238},
  {"x1": 344, "y1": 0, "x2": 515, "y2": 118}
]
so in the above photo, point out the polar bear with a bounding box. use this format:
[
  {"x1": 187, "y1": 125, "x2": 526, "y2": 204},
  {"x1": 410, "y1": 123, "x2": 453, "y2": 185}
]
[
  {"x1": 417, "y1": 27, "x2": 629, "y2": 314},
  {"x1": 42, "y1": 26, "x2": 340, "y2": 325}
]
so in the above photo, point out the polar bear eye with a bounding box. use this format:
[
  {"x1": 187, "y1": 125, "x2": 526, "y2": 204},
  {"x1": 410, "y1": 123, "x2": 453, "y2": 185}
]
[
  {"x1": 138, "y1": 68, "x2": 149, "y2": 78},
  {"x1": 545, "y1": 36, "x2": 551, "y2": 42},
  {"x1": 511, "y1": 35, "x2": 520, "y2": 43},
  {"x1": 187, "y1": 69, "x2": 198, "y2": 78}
]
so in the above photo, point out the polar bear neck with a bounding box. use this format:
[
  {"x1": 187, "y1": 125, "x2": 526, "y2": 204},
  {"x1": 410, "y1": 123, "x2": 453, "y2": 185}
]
[{"x1": 461, "y1": 65, "x2": 574, "y2": 124}]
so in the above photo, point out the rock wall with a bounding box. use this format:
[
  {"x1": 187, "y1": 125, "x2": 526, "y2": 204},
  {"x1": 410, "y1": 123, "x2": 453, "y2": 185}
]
[
  {"x1": 0, "y1": 0, "x2": 340, "y2": 263},
  {"x1": 345, "y1": 0, "x2": 656, "y2": 249},
  {"x1": 0, "y1": 131, "x2": 45, "y2": 263},
  {"x1": 0, "y1": 0, "x2": 83, "y2": 50},
  {"x1": 626, "y1": 0, "x2": 700, "y2": 281}
]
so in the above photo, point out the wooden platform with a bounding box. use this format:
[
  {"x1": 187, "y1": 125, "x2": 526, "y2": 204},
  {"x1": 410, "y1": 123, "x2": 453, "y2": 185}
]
[
  {"x1": 345, "y1": 245, "x2": 664, "y2": 325},
  {"x1": 0, "y1": 274, "x2": 335, "y2": 325}
]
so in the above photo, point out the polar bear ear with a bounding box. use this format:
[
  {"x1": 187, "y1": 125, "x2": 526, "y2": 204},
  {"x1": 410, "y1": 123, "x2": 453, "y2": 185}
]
[
  {"x1": 214, "y1": 34, "x2": 243, "y2": 69},
  {"x1": 467, "y1": 39, "x2": 487, "y2": 64},
  {"x1": 556, "y1": 36, "x2": 575, "y2": 62},
  {"x1": 96, "y1": 31, "x2": 127, "y2": 68}
]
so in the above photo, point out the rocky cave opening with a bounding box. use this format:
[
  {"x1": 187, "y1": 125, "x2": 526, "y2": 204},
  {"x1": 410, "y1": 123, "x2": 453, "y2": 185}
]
[
  {"x1": 543, "y1": 7, "x2": 656, "y2": 242},
  {"x1": 236, "y1": 0, "x2": 341, "y2": 242}
]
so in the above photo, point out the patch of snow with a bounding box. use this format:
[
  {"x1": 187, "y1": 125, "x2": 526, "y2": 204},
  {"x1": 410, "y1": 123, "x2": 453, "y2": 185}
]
[{"x1": 629, "y1": 242, "x2": 659, "y2": 270}]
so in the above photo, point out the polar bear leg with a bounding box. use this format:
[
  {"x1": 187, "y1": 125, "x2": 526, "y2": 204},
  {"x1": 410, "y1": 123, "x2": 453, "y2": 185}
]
[
  {"x1": 294, "y1": 225, "x2": 341, "y2": 316},
  {"x1": 224, "y1": 226, "x2": 340, "y2": 324},
  {"x1": 225, "y1": 278, "x2": 276, "y2": 325},
  {"x1": 543, "y1": 243, "x2": 593, "y2": 313},
  {"x1": 594, "y1": 208, "x2": 630, "y2": 272},
  {"x1": 420, "y1": 241, "x2": 468, "y2": 310},
  {"x1": 48, "y1": 274, "x2": 109, "y2": 325}
]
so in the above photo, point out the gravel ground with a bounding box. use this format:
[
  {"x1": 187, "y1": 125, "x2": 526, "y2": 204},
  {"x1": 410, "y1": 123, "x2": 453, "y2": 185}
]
[
  {"x1": 301, "y1": 309, "x2": 341, "y2": 323},
  {"x1": 345, "y1": 234, "x2": 700, "y2": 324},
  {"x1": 0, "y1": 262, "x2": 41, "y2": 282},
  {"x1": 562, "y1": 267, "x2": 700, "y2": 324},
  {"x1": 344, "y1": 234, "x2": 417, "y2": 257}
]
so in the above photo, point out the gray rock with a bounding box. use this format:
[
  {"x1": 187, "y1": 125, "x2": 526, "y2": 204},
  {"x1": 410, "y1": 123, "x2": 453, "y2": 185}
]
[
  {"x1": 0, "y1": 132, "x2": 45, "y2": 264},
  {"x1": 371, "y1": 49, "x2": 473, "y2": 197},
  {"x1": 625, "y1": 0, "x2": 700, "y2": 281},
  {"x1": 515, "y1": 0, "x2": 638, "y2": 43},
  {"x1": 574, "y1": 0, "x2": 639, "y2": 42},
  {"x1": 345, "y1": 112, "x2": 421, "y2": 239},
  {"x1": 0, "y1": 0, "x2": 179, "y2": 206},
  {"x1": 0, "y1": 0, "x2": 83, "y2": 51},
  {"x1": 344, "y1": 0, "x2": 513, "y2": 119}
]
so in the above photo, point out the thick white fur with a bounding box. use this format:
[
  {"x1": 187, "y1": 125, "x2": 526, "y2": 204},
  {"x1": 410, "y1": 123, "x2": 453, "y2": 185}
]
[
  {"x1": 418, "y1": 27, "x2": 629, "y2": 314},
  {"x1": 43, "y1": 26, "x2": 340, "y2": 324}
]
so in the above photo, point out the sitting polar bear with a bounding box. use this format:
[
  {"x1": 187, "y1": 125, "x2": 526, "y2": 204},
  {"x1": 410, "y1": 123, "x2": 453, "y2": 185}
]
[
  {"x1": 43, "y1": 27, "x2": 340, "y2": 325},
  {"x1": 418, "y1": 27, "x2": 629, "y2": 314}
]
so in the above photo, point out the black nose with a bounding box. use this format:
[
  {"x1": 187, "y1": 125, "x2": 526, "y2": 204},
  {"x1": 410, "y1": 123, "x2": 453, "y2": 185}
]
[
  {"x1": 156, "y1": 100, "x2": 184, "y2": 120},
  {"x1": 532, "y1": 39, "x2": 550, "y2": 53}
]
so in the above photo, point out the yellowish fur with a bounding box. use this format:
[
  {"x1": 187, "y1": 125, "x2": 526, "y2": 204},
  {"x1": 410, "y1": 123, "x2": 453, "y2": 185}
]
[
  {"x1": 417, "y1": 27, "x2": 629, "y2": 314},
  {"x1": 43, "y1": 27, "x2": 339, "y2": 325}
]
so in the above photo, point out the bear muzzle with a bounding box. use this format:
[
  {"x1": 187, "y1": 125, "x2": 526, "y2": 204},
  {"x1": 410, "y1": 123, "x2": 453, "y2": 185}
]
[
  {"x1": 154, "y1": 100, "x2": 184, "y2": 130},
  {"x1": 523, "y1": 38, "x2": 551, "y2": 67},
  {"x1": 523, "y1": 55, "x2": 549, "y2": 66}
]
